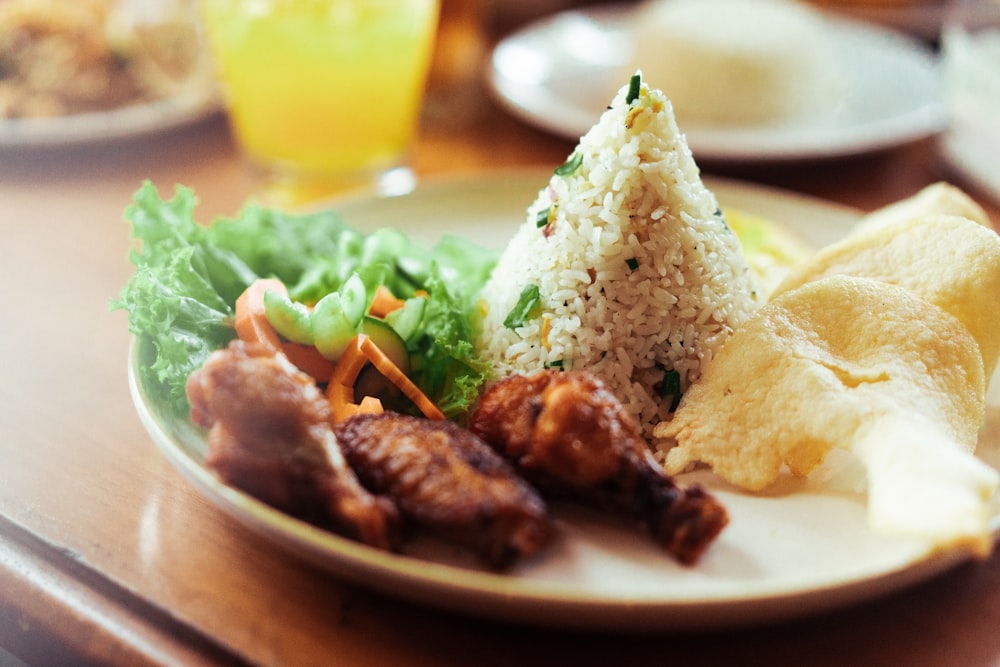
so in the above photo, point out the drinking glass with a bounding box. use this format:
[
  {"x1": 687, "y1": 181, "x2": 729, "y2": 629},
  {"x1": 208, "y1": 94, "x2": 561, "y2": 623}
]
[{"x1": 198, "y1": 0, "x2": 440, "y2": 206}]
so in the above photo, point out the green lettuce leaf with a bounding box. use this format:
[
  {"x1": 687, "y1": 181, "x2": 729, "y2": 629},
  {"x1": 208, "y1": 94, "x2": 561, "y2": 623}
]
[{"x1": 112, "y1": 181, "x2": 498, "y2": 419}]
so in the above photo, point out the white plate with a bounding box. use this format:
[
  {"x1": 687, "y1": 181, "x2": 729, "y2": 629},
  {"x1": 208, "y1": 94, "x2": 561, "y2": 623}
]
[
  {"x1": 487, "y1": 4, "x2": 945, "y2": 162},
  {"x1": 0, "y1": 86, "x2": 219, "y2": 148},
  {"x1": 128, "y1": 172, "x2": 1000, "y2": 631}
]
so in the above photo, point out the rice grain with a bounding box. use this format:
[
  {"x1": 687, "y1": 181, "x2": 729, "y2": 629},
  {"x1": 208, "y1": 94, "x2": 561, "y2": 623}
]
[{"x1": 474, "y1": 75, "x2": 760, "y2": 440}]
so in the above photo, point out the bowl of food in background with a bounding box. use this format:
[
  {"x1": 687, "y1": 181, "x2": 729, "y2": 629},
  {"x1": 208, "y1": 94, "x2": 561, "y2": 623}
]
[
  {"x1": 630, "y1": 0, "x2": 847, "y2": 129},
  {"x1": 0, "y1": 0, "x2": 216, "y2": 146}
]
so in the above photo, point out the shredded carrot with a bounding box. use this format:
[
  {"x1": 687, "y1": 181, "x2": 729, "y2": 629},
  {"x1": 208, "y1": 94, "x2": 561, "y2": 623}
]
[
  {"x1": 540, "y1": 315, "x2": 552, "y2": 351},
  {"x1": 328, "y1": 334, "x2": 371, "y2": 387},
  {"x1": 359, "y1": 335, "x2": 444, "y2": 421},
  {"x1": 368, "y1": 285, "x2": 405, "y2": 318},
  {"x1": 281, "y1": 341, "x2": 336, "y2": 383},
  {"x1": 236, "y1": 283, "x2": 443, "y2": 421},
  {"x1": 327, "y1": 335, "x2": 378, "y2": 422},
  {"x1": 357, "y1": 396, "x2": 384, "y2": 414},
  {"x1": 326, "y1": 334, "x2": 444, "y2": 423},
  {"x1": 233, "y1": 278, "x2": 285, "y2": 353},
  {"x1": 234, "y1": 278, "x2": 336, "y2": 383},
  {"x1": 328, "y1": 382, "x2": 384, "y2": 422}
]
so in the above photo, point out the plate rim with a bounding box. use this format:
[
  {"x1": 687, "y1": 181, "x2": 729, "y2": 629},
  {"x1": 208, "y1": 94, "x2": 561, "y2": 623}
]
[
  {"x1": 0, "y1": 85, "x2": 220, "y2": 149},
  {"x1": 127, "y1": 171, "x2": 999, "y2": 631}
]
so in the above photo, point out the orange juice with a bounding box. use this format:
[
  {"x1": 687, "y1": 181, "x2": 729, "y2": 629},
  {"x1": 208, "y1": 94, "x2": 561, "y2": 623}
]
[{"x1": 199, "y1": 0, "x2": 439, "y2": 200}]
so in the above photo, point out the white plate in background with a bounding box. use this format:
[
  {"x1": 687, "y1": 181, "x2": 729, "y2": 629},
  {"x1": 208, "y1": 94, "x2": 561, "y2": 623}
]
[
  {"x1": 0, "y1": 86, "x2": 219, "y2": 148},
  {"x1": 487, "y1": 4, "x2": 944, "y2": 162}
]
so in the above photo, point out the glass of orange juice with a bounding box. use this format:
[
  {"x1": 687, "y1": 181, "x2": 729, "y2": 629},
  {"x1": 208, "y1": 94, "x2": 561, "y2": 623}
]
[{"x1": 198, "y1": 0, "x2": 440, "y2": 206}]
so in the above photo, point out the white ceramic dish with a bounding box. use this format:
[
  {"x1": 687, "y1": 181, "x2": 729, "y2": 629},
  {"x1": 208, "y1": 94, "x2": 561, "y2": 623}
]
[
  {"x1": 487, "y1": 4, "x2": 945, "y2": 163},
  {"x1": 0, "y1": 86, "x2": 219, "y2": 148},
  {"x1": 128, "y1": 172, "x2": 1000, "y2": 631}
]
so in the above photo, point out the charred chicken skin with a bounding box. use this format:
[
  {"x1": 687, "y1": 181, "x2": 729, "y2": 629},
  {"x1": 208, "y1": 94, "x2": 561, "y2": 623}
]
[
  {"x1": 335, "y1": 412, "x2": 552, "y2": 569},
  {"x1": 186, "y1": 341, "x2": 399, "y2": 550},
  {"x1": 468, "y1": 370, "x2": 728, "y2": 565}
]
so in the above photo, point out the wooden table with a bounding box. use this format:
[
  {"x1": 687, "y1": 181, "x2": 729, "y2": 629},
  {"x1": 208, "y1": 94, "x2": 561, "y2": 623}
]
[{"x1": 2, "y1": 64, "x2": 999, "y2": 667}]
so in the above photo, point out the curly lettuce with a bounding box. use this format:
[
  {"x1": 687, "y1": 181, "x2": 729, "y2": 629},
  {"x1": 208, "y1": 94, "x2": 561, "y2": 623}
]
[{"x1": 112, "y1": 181, "x2": 498, "y2": 419}]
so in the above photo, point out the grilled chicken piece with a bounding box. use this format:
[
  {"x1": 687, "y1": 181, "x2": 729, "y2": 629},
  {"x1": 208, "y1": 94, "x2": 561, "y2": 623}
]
[
  {"x1": 335, "y1": 412, "x2": 552, "y2": 569},
  {"x1": 187, "y1": 341, "x2": 398, "y2": 550},
  {"x1": 469, "y1": 370, "x2": 728, "y2": 565}
]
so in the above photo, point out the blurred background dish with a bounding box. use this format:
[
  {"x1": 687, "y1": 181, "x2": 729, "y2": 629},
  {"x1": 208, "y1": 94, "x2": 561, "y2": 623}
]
[
  {"x1": 940, "y1": 0, "x2": 1000, "y2": 204},
  {"x1": 487, "y1": 2, "x2": 944, "y2": 163},
  {"x1": 0, "y1": 0, "x2": 218, "y2": 147},
  {"x1": 0, "y1": 92, "x2": 218, "y2": 147},
  {"x1": 630, "y1": 0, "x2": 846, "y2": 129}
]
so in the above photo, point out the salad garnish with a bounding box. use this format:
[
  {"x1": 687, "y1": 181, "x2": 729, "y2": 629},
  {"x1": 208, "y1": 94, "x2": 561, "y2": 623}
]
[
  {"x1": 503, "y1": 284, "x2": 541, "y2": 329},
  {"x1": 112, "y1": 181, "x2": 497, "y2": 420},
  {"x1": 625, "y1": 72, "x2": 642, "y2": 104},
  {"x1": 554, "y1": 152, "x2": 583, "y2": 177}
]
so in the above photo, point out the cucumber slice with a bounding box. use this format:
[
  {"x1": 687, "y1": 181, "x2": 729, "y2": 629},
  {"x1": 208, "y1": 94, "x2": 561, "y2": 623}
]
[
  {"x1": 339, "y1": 273, "x2": 368, "y2": 326},
  {"x1": 262, "y1": 289, "x2": 314, "y2": 345},
  {"x1": 312, "y1": 292, "x2": 357, "y2": 360},
  {"x1": 384, "y1": 296, "x2": 426, "y2": 341},
  {"x1": 362, "y1": 228, "x2": 410, "y2": 265},
  {"x1": 359, "y1": 316, "x2": 409, "y2": 373}
]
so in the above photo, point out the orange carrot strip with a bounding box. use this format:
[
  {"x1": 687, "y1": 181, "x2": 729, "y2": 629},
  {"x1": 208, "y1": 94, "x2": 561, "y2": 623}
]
[
  {"x1": 357, "y1": 396, "x2": 384, "y2": 414},
  {"x1": 327, "y1": 382, "x2": 357, "y2": 422},
  {"x1": 281, "y1": 341, "x2": 336, "y2": 383},
  {"x1": 329, "y1": 335, "x2": 370, "y2": 387},
  {"x1": 233, "y1": 278, "x2": 285, "y2": 353},
  {"x1": 328, "y1": 385, "x2": 384, "y2": 422},
  {"x1": 358, "y1": 335, "x2": 445, "y2": 421},
  {"x1": 368, "y1": 285, "x2": 406, "y2": 319},
  {"x1": 327, "y1": 335, "x2": 377, "y2": 423},
  {"x1": 326, "y1": 334, "x2": 444, "y2": 423},
  {"x1": 234, "y1": 278, "x2": 339, "y2": 383}
]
